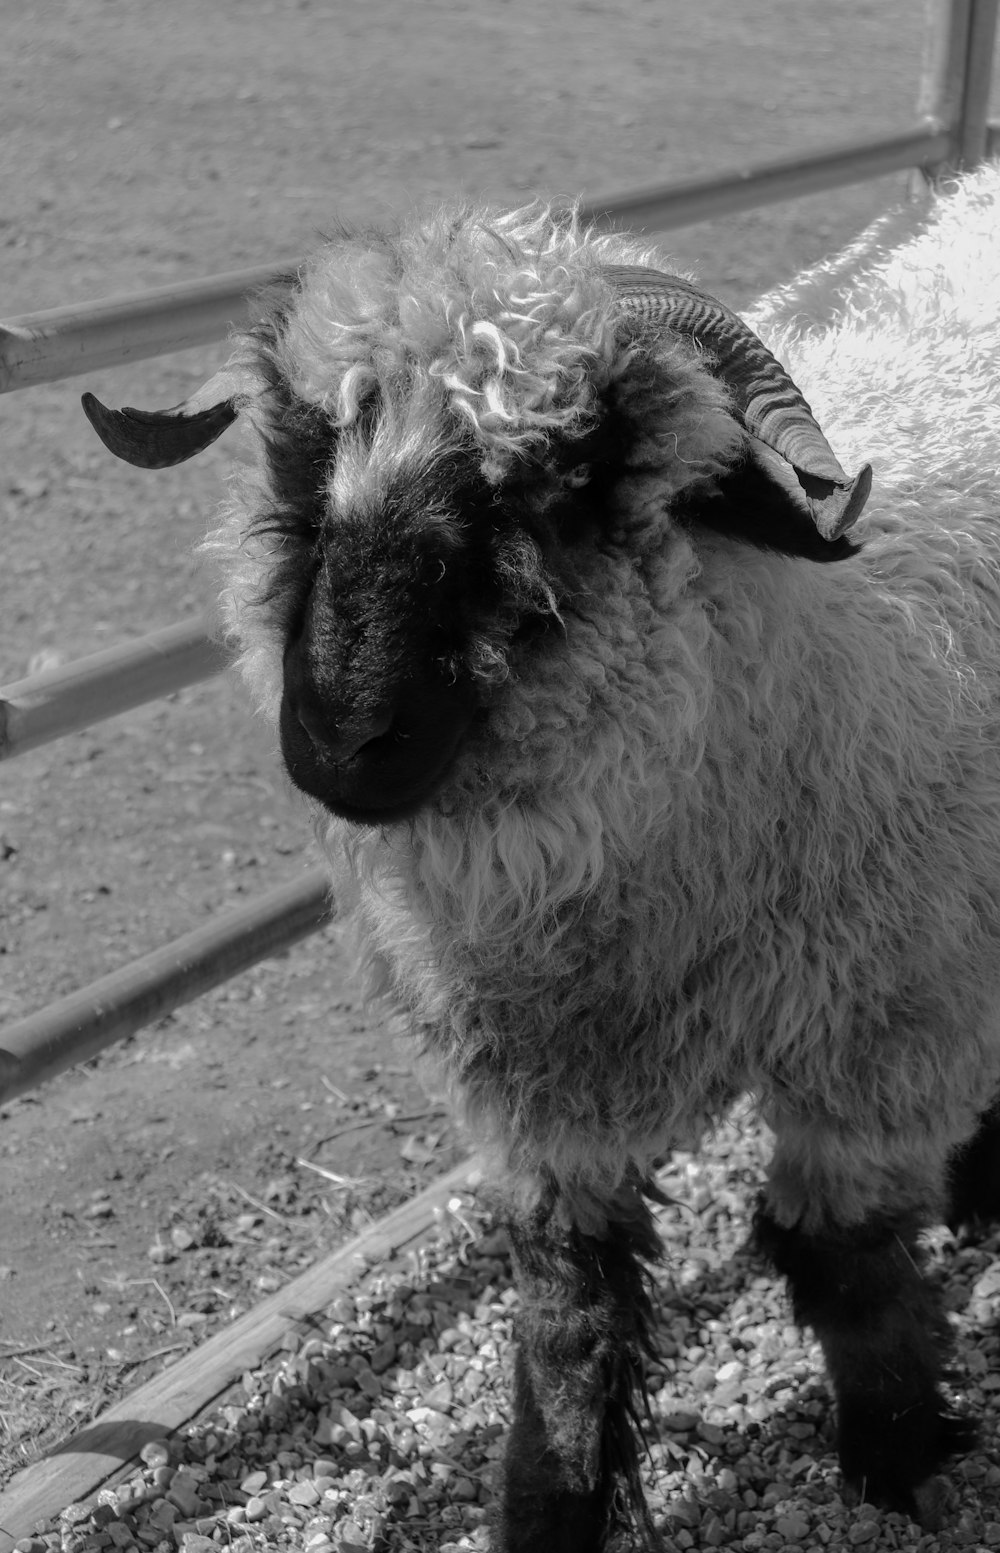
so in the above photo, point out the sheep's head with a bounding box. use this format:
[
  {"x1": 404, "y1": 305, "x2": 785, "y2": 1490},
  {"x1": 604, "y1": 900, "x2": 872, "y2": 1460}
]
[{"x1": 83, "y1": 206, "x2": 870, "y2": 825}]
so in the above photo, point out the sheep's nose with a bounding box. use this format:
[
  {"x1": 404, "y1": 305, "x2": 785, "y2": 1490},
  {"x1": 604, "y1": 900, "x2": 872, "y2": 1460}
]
[{"x1": 292, "y1": 693, "x2": 393, "y2": 763}]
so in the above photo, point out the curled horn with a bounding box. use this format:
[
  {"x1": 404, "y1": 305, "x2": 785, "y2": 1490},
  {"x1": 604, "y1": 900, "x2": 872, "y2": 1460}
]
[
  {"x1": 605, "y1": 263, "x2": 871, "y2": 543},
  {"x1": 81, "y1": 366, "x2": 246, "y2": 469}
]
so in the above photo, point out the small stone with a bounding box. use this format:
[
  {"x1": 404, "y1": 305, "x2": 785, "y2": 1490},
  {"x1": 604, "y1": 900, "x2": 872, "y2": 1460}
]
[
  {"x1": 774, "y1": 1512, "x2": 810, "y2": 1541},
  {"x1": 369, "y1": 1339, "x2": 396, "y2": 1374},
  {"x1": 240, "y1": 1472, "x2": 268, "y2": 1494},
  {"x1": 407, "y1": 1405, "x2": 452, "y2": 1435},
  {"x1": 166, "y1": 1472, "x2": 206, "y2": 1518},
  {"x1": 668, "y1": 1500, "x2": 700, "y2": 1529},
  {"x1": 177, "y1": 1538, "x2": 216, "y2": 1553},
  {"x1": 847, "y1": 1522, "x2": 880, "y2": 1546},
  {"x1": 973, "y1": 1266, "x2": 1000, "y2": 1300},
  {"x1": 171, "y1": 1228, "x2": 197, "y2": 1252},
  {"x1": 244, "y1": 1497, "x2": 268, "y2": 1523},
  {"x1": 424, "y1": 1379, "x2": 454, "y2": 1411},
  {"x1": 287, "y1": 1481, "x2": 320, "y2": 1507},
  {"x1": 147, "y1": 1500, "x2": 177, "y2": 1532},
  {"x1": 356, "y1": 1367, "x2": 382, "y2": 1398}
]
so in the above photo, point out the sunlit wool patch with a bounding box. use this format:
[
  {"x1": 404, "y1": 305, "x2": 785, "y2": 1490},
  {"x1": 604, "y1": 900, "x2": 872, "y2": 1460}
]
[
  {"x1": 296, "y1": 180, "x2": 1000, "y2": 1231},
  {"x1": 208, "y1": 174, "x2": 1000, "y2": 1234}
]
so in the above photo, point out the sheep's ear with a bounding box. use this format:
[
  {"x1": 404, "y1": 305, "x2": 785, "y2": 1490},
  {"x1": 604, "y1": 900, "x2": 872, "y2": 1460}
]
[
  {"x1": 81, "y1": 367, "x2": 244, "y2": 468},
  {"x1": 606, "y1": 263, "x2": 871, "y2": 558}
]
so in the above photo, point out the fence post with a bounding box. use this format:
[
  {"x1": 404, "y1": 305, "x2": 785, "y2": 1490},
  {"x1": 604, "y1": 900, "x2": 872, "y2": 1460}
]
[{"x1": 919, "y1": 0, "x2": 999, "y2": 178}]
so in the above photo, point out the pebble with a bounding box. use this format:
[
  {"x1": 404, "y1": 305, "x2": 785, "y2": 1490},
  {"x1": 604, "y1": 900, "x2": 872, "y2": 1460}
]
[
  {"x1": 774, "y1": 1511, "x2": 810, "y2": 1541},
  {"x1": 165, "y1": 1474, "x2": 205, "y2": 1518},
  {"x1": 369, "y1": 1338, "x2": 396, "y2": 1373},
  {"x1": 847, "y1": 1522, "x2": 880, "y2": 1545},
  {"x1": 59, "y1": 1506, "x2": 91, "y2": 1527},
  {"x1": 287, "y1": 1481, "x2": 320, "y2": 1507}
]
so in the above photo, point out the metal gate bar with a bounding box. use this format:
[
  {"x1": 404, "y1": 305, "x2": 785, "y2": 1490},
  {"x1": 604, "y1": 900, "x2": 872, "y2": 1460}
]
[
  {"x1": 0, "y1": 869, "x2": 331, "y2": 1107},
  {"x1": 0, "y1": 618, "x2": 225, "y2": 761}
]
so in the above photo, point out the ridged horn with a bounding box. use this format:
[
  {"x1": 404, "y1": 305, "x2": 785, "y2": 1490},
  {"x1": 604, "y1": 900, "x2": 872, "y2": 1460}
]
[
  {"x1": 605, "y1": 263, "x2": 871, "y2": 541},
  {"x1": 81, "y1": 367, "x2": 244, "y2": 469}
]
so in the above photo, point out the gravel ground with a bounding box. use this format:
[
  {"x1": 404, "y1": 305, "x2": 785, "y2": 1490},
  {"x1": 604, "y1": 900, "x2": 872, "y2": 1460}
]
[{"x1": 12, "y1": 1104, "x2": 1000, "y2": 1553}]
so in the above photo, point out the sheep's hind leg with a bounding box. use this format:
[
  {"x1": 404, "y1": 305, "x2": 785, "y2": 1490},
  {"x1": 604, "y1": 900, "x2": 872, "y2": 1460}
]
[
  {"x1": 755, "y1": 1204, "x2": 973, "y2": 1521},
  {"x1": 494, "y1": 1176, "x2": 662, "y2": 1553},
  {"x1": 948, "y1": 1095, "x2": 1000, "y2": 1229}
]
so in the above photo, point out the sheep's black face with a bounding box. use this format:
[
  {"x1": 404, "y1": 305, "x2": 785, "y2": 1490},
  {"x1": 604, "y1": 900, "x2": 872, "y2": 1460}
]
[
  {"x1": 276, "y1": 453, "x2": 503, "y2": 825},
  {"x1": 255, "y1": 360, "x2": 564, "y2": 825},
  {"x1": 250, "y1": 315, "x2": 619, "y2": 826}
]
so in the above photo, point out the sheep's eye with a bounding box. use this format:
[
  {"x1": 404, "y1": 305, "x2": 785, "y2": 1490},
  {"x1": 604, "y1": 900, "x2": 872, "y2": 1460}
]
[{"x1": 564, "y1": 463, "x2": 591, "y2": 489}]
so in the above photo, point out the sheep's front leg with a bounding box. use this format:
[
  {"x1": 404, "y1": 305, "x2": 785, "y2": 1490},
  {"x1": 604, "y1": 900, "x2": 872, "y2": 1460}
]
[
  {"x1": 755, "y1": 1203, "x2": 973, "y2": 1518},
  {"x1": 494, "y1": 1176, "x2": 661, "y2": 1553}
]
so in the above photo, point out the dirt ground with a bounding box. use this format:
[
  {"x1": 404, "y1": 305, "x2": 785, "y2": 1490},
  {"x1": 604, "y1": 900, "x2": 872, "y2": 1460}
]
[{"x1": 0, "y1": 0, "x2": 991, "y2": 1485}]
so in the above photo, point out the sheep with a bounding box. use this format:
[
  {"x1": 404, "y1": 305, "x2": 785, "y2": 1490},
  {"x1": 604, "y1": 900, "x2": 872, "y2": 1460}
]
[{"x1": 81, "y1": 161, "x2": 1000, "y2": 1548}]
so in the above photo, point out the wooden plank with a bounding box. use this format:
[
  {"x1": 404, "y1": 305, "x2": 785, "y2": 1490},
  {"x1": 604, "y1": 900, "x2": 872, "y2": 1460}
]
[{"x1": 0, "y1": 1158, "x2": 478, "y2": 1546}]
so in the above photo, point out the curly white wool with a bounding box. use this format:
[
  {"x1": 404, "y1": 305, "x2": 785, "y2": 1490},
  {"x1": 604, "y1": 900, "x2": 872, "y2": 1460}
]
[{"x1": 210, "y1": 172, "x2": 1000, "y2": 1235}]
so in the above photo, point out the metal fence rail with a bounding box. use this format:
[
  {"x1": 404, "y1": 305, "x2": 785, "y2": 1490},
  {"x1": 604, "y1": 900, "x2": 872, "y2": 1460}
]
[
  {"x1": 0, "y1": 0, "x2": 997, "y2": 1103},
  {"x1": 0, "y1": 258, "x2": 299, "y2": 395},
  {"x1": 0, "y1": 618, "x2": 224, "y2": 760},
  {"x1": 0, "y1": 870, "x2": 331, "y2": 1107},
  {"x1": 0, "y1": 128, "x2": 957, "y2": 396}
]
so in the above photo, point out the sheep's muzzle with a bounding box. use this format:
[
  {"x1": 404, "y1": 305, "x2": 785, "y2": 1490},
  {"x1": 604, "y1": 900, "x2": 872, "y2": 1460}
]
[{"x1": 277, "y1": 602, "x2": 479, "y2": 825}]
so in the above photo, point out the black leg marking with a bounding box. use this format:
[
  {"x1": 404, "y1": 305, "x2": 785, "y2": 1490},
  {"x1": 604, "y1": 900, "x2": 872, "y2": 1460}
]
[
  {"x1": 493, "y1": 1178, "x2": 663, "y2": 1553},
  {"x1": 755, "y1": 1202, "x2": 974, "y2": 1518},
  {"x1": 948, "y1": 1097, "x2": 1000, "y2": 1229}
]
